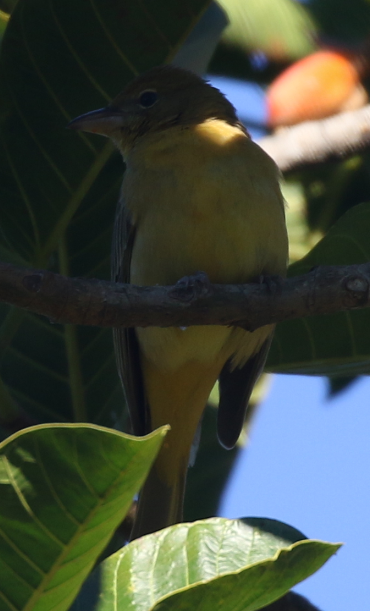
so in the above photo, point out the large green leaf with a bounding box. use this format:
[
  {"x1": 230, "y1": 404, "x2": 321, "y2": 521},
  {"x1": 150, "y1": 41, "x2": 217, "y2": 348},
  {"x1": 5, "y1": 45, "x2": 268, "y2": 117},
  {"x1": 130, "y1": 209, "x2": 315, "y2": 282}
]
[
  {"x1": 0, "y1": 423, "x2": 167, "y2": 611},
  {"x1": 0, "y1": 0, "x2": 211, "y2": 429},
  {"x1": 219, "y1": 0, "x2": 316, "y2": 60},
  {"x1": 72, "y1": 517, "x2": 339, "y2": 611},
  {"x1": 269, "y1": 202, "x2": 370, "y2": 375}
]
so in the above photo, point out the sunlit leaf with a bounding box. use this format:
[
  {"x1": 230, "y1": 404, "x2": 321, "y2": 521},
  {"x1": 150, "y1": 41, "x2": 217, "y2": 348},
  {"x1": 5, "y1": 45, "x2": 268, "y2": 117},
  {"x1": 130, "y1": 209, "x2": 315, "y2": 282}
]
[
  {"x1": 0, "y1": 423, "x2": 167, "y2": 611},
  {"x1": 219, "y1": 0, "x2": 316, "y2": 61},
  {"x1": 72, "y1": 517, "x2": 339, "y2": 611}
]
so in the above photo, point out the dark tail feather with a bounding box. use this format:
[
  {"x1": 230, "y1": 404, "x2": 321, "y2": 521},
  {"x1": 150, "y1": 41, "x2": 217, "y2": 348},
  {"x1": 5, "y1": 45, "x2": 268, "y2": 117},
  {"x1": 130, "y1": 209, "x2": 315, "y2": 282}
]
[
  {"x1": 218, "y1": 338, "x2": 272, "y2": 450},
  {"x1": 130, "y1": 464, "x2": 186, "y2": 540}
]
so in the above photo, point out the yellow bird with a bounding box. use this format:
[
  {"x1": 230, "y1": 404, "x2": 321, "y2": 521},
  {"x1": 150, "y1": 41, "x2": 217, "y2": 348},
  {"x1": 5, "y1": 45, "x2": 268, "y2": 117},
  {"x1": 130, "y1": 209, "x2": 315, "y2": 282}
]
[{"x1": 70, "y1": 65, "x2": 288, "y2": 539}]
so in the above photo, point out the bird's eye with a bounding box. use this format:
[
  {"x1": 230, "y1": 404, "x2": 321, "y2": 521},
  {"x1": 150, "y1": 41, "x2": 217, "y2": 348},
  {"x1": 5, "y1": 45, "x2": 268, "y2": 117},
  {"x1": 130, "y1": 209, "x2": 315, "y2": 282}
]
[{"x1": 139, "y1": 90, "x2": 158, "y2": 108}]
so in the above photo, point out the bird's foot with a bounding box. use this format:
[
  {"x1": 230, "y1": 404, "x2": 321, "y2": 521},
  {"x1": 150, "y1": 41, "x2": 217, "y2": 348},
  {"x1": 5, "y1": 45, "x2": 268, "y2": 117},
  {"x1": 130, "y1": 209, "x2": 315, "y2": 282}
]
[
  {"x1": 257, "y1": 273, "x2": 285, "y2": 294},
  {"x1": 169, "y1": 271, "x2": 212, "y2": 302}
]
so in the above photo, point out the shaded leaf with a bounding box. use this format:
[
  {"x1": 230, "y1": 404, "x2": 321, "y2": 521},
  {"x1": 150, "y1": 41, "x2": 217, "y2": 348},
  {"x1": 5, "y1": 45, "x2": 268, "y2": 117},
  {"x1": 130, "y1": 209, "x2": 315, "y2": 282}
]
[
  {"x1": 0, "y1": 0, "x2": 210, "y2": 427},
  {"x1": 269, "y1": 202, "x2": 370, "y2": 374},
  {"x1": 327, "y1": 375, "x2": 359, "y2": 397},
  {"x1": 250, "y1": 591, "x2": 325, "y2": 611},
  {"x1": 0, "y1": 423, "x2": 167, "y2": 611},
  {"x1": 310, "y1": 0, "x2": 370, "y2": 44},
  {"x1": 0, "y1": 9, "x2": 8, "y2": 41},
  {"x1": 0, "y1": 1, "x2": 15, "y2": 14},
  {"x1": 301, "y1": 156, "x2": 368, "y2": 234},
  {"x1": 72, "y1": 517, "x2": 339, "y2": 611}
]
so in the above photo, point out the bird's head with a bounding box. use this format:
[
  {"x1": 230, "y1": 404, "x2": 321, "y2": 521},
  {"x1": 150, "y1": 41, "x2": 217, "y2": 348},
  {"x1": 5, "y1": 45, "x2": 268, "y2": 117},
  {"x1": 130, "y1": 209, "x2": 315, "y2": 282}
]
[{"x1": 69, "y1": 65, "x2": 243, "y2": 153}]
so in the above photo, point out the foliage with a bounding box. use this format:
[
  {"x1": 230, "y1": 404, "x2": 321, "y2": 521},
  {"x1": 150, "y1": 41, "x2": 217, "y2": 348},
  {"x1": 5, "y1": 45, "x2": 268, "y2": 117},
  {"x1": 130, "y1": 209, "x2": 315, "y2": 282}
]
[
  {"x1": 219, "y1": 0, "x2": 317, "y2": 61},
  {"x1": 270, "y1": 203, "x2": 370, "y2": 375},
  {"x1": 1, "y1": 421, "x2": 338, "y2": 610},
  {"x1": 71, "y1": 518, "x2": 338, "y2": 611},
  {"x1": 0, "y1": 0, "x2": 367, "y2": 609},
  {"x1": 0, "y1": 424, "x2": 167, "y2": 610}
]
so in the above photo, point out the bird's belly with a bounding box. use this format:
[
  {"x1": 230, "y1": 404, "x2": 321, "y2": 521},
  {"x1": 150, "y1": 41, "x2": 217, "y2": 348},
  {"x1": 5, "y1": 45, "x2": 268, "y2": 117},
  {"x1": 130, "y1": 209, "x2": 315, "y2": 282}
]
[
  {"x1": 136, "y1": 325, "x2": 230, "y2": 370},
  {"x1": 130, "y1": 205, "x2": 264, "y2": 286},
  {"x1": 135, "y1": 323, "x2": 269, "y2": 372},
  {"x1": 131, "y1": 207, "x2": 263, "y2": 370}
]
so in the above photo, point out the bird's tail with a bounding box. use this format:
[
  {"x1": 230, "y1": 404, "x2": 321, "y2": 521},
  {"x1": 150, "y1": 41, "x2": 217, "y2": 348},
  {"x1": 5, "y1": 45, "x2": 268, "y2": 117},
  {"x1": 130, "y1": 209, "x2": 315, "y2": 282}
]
[{"x1": 130, "y1": 461, "x2": 186, "y2": 540}]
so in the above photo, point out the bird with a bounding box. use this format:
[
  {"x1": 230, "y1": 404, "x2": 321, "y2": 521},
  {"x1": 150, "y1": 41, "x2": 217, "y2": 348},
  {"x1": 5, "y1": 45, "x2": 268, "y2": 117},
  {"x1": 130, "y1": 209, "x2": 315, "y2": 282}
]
[
  {"x1": 266, "y1": 49, "x2": 368, "y2": 128},
  {"x1": 69, "y1": 65, "x2": 288, "y2": 539}
]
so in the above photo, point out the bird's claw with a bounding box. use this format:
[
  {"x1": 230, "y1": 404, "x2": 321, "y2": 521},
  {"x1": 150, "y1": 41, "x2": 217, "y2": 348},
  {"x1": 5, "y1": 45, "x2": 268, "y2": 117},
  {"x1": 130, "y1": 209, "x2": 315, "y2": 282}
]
[
  {"x1": 258, "y1": 273, "x2": 285, "y2": 294},
  {"x1": 169, "y1": 271, "x2": 212, "y2": 302}
]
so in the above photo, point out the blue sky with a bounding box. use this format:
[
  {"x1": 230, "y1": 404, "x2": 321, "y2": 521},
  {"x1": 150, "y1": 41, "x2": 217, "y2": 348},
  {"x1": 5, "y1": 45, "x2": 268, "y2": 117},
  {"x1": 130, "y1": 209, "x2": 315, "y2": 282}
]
[
  {"x1": 209, "y1": 76, "x2": 370, "y2": 611},
  {"x1": 219, "y1": 374, "x2": 370, "y2": 611}
]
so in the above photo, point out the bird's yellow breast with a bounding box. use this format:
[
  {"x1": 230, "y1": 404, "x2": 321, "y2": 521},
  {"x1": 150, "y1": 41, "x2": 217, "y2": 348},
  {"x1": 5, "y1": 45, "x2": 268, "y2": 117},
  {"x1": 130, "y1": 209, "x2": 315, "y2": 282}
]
[
  {"x1": 121, "y1": 119, "x2": 288, "y2": 370},
  {"x1": 124, "y1": 119, "x2": 287, "y2": 284}
]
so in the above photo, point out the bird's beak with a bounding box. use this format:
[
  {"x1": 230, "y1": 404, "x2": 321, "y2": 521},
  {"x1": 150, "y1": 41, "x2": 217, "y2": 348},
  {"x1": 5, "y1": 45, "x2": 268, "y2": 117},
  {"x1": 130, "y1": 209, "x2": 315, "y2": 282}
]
[{"x1": 68, "y1": 107, "x2": 124, "y2": 136}]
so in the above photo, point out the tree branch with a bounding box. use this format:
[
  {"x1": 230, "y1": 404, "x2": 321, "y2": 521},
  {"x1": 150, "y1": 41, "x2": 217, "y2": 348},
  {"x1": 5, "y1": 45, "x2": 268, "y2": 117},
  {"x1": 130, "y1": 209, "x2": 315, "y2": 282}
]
[
  {"x1": 1, "y1": 261, "x2": 370, "y2": 330},
  {"x1": 259, "y1": 104, "x2": 370, "y2": 172}
]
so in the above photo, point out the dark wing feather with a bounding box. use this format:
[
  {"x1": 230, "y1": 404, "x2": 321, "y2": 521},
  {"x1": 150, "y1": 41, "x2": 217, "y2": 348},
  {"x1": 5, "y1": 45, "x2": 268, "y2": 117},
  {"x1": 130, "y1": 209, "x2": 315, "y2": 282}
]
[
  {"x1": 217, "y1": 337, "x2": 272, "y2": 450},
  {"x1": 112, "y1": 195, "x2": 147, "y2": 436}
]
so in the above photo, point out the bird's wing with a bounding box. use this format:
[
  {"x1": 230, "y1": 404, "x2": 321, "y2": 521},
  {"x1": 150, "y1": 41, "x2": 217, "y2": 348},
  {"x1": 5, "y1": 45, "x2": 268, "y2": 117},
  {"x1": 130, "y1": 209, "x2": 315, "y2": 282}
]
[
  {"x1": 112, "y1": 195, "x2": 147, "y2": 436},
  {"x1": 217, "y1": 337, "x2": 272, "y2": 450}
]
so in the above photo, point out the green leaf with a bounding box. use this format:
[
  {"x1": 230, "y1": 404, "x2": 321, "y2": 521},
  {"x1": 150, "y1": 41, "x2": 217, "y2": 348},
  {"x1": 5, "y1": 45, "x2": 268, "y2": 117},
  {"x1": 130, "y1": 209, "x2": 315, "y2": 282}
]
[
  {"x1": 269, "y1": 202, "x2": 370, "y2": 374},
  {"x1": 0, "y1": 423, "x2": 167, "y2": 611},
  {"x1": 0, "y1": 0, "x2": 210, "y2": 428},
  {"x1": 73, "y1": 517, "x2": 339, "y2": 611},
  {"x1": 219, "y1": 0, "x2": 316, "y2": 61}
]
